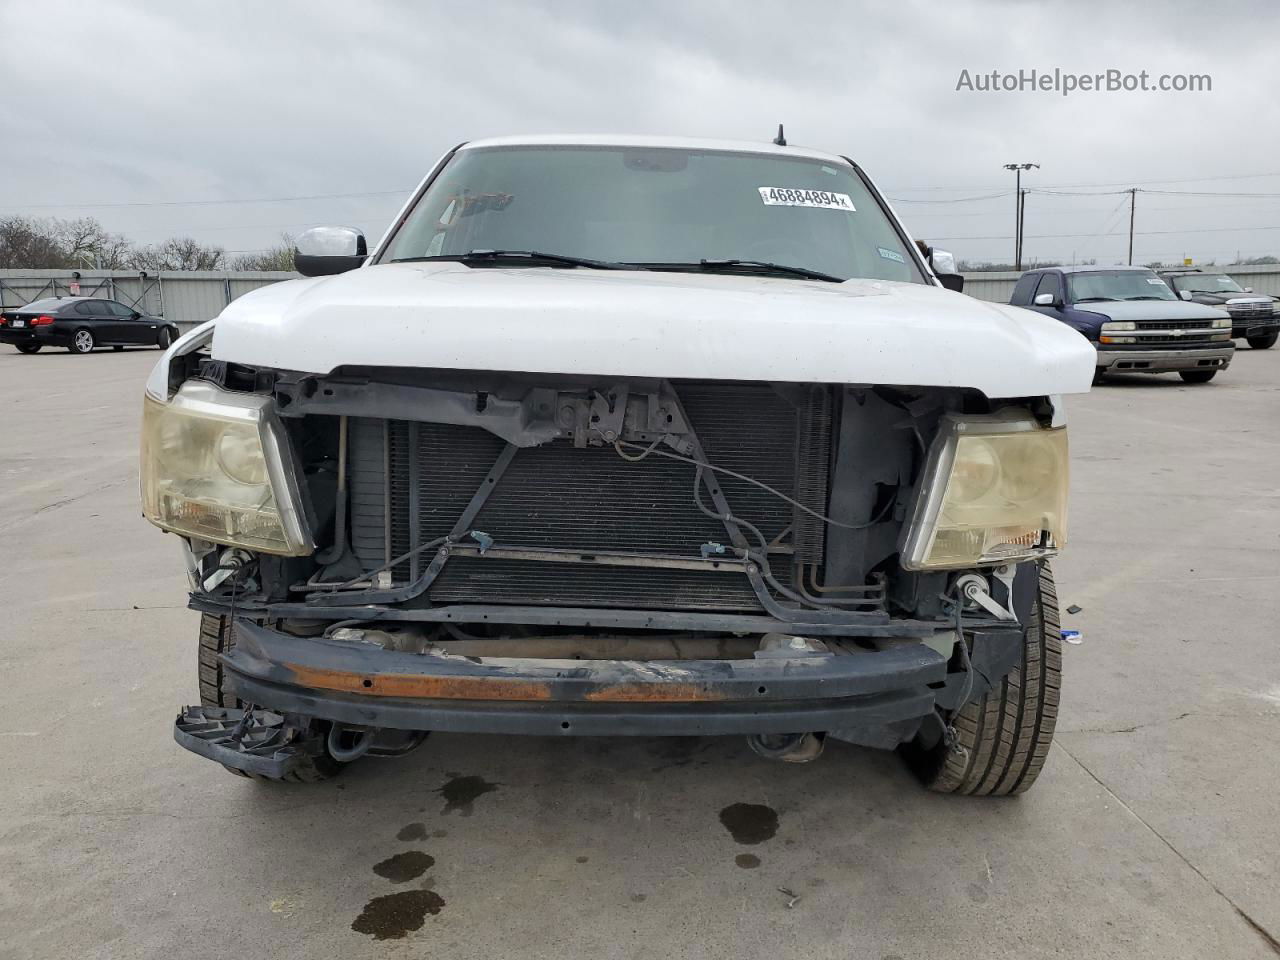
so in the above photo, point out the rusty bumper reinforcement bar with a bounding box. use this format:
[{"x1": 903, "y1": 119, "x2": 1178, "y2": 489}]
[{"x1": 218, "y1": 621, "x2": 950, "y2": 737}]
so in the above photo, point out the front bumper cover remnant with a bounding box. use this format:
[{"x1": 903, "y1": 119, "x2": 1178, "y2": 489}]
[
  {"x1": 214, "y1": 620, "x2": 959, "y2": 738},
  {"x1": 1095, "y1": 345, "x2": 1234, "y2": 373},
  {"x1": 174, "y1": 704, "x2": 323, "y2": 778}
]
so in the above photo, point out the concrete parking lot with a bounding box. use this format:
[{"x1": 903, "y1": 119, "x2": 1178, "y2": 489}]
[{"x1": 1, "y1": 345, "x2": 1277, "y2": 959}]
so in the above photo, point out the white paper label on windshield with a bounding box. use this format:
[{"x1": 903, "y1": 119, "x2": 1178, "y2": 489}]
[
  {"x1": 1146, "y1": 277, "x2": 1165, "y2": 285},
  {"x1": 758, "y1": 187, "x2": 855, "y2": 211}
]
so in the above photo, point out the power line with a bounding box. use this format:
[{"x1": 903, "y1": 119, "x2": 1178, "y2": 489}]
[
  {"x1": 886, "y1": 169, "x2": 1280, "y2": 192},
  {"x1": 0, "y1": 189, "x2": 410, "y2": 210},
  {"x1": 934, "y1": 223, "x2": 1280, "y2": 242},
  {"x1": 887, "y1": 191, "x2": 1011, "y2": 204}
]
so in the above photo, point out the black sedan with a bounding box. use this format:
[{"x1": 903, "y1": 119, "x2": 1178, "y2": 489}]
[{"x1": 0, "y1": 297, "x2": 180, "y2": 354}]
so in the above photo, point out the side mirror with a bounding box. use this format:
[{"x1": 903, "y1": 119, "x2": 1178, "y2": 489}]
[
  {"x1": 927, "y1": 247, "x2": 964, "y2": 293},
  {"x1": 1034, "y1": 292, "x2": 1056, "y2": 306},
  {"x1": 1179, "y1": 290, "x2": 1193, "y2": 300},
  {"x1": 294, "y1": 226, "x2": 368, "y2": 277},
  {"x1": 1245, "y1": 286, "x2": 1254, "y2": 293}
]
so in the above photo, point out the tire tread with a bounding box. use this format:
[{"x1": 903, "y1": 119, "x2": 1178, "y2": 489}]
[
  {"x1": 919, "y1": 563, "x2": 1062, "y2": 796},
  {"x1": 196, "y1": 613, "x2": 342, "y2": 783}
]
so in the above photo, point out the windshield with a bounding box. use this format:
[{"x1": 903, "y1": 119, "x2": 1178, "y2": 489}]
[
  {"x1": 1067, "y1": 270, "x2": 1176, "y2": 302},
  {"x1": 1170, "y1": 273, "x2": 1245, "y2": 294},
  {"x1": 379, "y1": 145, "x2": 926, "y2": 284}
]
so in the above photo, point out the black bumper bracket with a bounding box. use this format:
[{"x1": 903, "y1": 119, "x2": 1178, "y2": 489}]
[{"x1": 173, "y1": 705, "x2": 322, "y2": 778}]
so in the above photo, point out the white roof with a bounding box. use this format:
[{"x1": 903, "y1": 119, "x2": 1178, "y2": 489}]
[{"x1": 459, "y1": 133, "x2": 853, "y2": 167}]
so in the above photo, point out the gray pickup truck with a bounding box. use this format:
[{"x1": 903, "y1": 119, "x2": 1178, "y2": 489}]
[{"x1": 1158, "y1": 269, "x2": 1278, "y2": 350}]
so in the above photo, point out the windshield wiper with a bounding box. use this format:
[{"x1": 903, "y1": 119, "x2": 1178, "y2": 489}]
[
  {"x1": 1073, "y1": 296, "x2": 1114, "y2": 303},
  {"x1": 1122, "y1": 295, "x2": 1170, "y2": 301},
  {"x1": 392, "y1": 250, "x2": 634, "y2": 270},
  {"x1": 640, "y1": 259, "x2": 844, "y2": 283}
]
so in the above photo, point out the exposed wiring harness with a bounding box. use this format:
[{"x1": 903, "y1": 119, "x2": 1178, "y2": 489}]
[
  {"x1": 616, "y1": 436, "x2": 895, "y2": 612},
  {"x1": 937, "y1": 584, "x2": 976, "y2": 757},
  {"x1": 303, "y1": 535, "x2": 452, "y2": 593},
  {"x1": 614, "y1": 437, "x2": 894, "y2": 531}
]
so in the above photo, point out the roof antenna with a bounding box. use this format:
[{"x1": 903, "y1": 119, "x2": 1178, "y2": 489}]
[{"x1": 773, "y1": 124, "x2": 786, "y2": 146}]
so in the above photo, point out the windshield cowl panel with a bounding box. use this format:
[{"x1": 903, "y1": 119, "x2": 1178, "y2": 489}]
[{"x1": 377, "y1": 144, "x2": 926, "y2": 285}]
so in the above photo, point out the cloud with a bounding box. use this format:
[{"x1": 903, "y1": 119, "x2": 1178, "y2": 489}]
[{"x1": 2, "y1": 0, "x2": 1277, "y2": 265}]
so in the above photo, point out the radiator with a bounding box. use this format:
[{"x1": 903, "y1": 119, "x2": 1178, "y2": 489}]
[{"x1": 345, "y1": 382, "x2": 830, "y2": 612}]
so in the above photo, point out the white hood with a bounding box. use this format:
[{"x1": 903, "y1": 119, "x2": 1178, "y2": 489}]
[{"x1": 208, "y1": 263, "x2": 1096, "y2": 398}]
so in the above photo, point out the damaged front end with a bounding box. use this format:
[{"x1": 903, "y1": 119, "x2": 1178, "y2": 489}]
[{"x1": 147, "y1": 349, "x2": 1064, "y2": 777}]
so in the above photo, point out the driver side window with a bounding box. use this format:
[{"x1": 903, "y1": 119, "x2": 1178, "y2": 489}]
[{"x1": 1035, "y1": 273, "x2": 1062, "y2": 303}]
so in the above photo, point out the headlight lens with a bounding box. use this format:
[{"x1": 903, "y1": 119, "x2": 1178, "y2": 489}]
[
  {"x1": 901, "y1": 412, "x2": 1068, "y2": 570},
  {"x1": 140, "y1": 381, "x2": 313, "y2": 555},
  {"x1": 1101, "y1": 320, "x2": 1135, "y2": 332},
  {"x1": 1211, "y1": 317, "x2": 1232, "y2": 329},
  {"x1": 215, "y1": 425, "x2": 270, "y2": 485}
]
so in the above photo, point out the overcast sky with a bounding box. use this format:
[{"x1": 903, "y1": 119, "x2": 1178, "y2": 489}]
[{"x1": 2, "y1": 0, "x2": 1279, "y2": 267}]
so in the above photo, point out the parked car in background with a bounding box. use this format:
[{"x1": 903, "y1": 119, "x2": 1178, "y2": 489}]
[
  {"x1": 1157, "y1": 269, "x2": 1278, "y2": 350},
  {"x1": 0, "y1": 297, "x2": 179, "y2": 354},
  {"x1": 1011, "y1": 266, "x2": 1233, "y2": 383}
]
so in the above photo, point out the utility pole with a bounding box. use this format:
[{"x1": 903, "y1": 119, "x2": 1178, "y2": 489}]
[
  {"x1": 1003, "y1": 162, "x2": 1039, "y2": 271},
  {"x1": 1018, "y1": 188, "x2": 1029, "y2": 268},
  {"x1": 1127, "y1": 188, "x2": 1137, "y2": 265}
]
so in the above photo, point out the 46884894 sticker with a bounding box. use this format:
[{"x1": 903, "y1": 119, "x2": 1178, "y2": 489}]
[{"x1": 758, "y1": 187, "x2": 855, "y2": 211}]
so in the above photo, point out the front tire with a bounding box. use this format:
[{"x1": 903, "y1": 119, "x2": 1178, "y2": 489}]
[
  {"x1": 1246, "y1": 332, "x2": 1277, "y2": 349},
  {"x1": 198, "y1": 613, "x2": 346, "y2": 782},
  {"x1": 157, "y1": 327, "x2": 173, "y2": 349},
  {"x1": 15, "y1": 343, "x2": 41, "y2": 354},
  {"x1": 906, "y1": 563, "x2": 1061, "y2": 796},
  {"x1": 69, "y1": 329, "x2": 95, "y2": 354},
  {"x1": 1179, "y1": 369, "x2": 1217, "y2": 384}
]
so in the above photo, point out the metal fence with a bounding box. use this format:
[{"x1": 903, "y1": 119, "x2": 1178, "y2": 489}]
[
  {"x1": 4, "y1": 264, "x2": 1278, "y2": 325},
  {"x1": 0, "y1": 269, "x2": 297, "y2": 328}
]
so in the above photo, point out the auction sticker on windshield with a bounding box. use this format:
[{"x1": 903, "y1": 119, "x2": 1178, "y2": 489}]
[{"x1": 758, "y1": 187, "x2": 855, "y2": 210}]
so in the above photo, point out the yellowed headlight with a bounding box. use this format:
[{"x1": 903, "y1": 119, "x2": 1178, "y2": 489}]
[
  {"x1": 902, "y1": 413, "x2": 1068, "y2": 570},
  {"x1": 140, "y1": 382, "x2": 312, "y2": 555}
]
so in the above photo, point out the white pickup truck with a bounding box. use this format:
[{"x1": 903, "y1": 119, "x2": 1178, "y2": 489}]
[{"x1": 144, "y1": 134, "x2": 1094, "y2": 795}]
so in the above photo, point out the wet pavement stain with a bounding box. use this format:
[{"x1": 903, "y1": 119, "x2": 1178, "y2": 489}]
[
  {"x1": 351, "y1": 890, "x2": 445, "y2": 940},
  {"x1": 432, "y1": 829, "x2": 448, "y2": 839},
  {"x1": 648, "y1": 737, "x2": 709, "y2": 770},
  {"x1": 719, "y1": 803, "x2": 778, "y2": 845},
  {"x1": 372, "y1": 851, "x2": 435, "y2": 883},
  {"x1": 396, "y1": 822, "x2": 428, "y2": 841},
  {"x1": 735, "y1": 853, "x2": 761, "y2": 869},
  {"x1": 576, "y1": 856, "x2": 589, "y2": 864},
  {"x1": 437, "y1": 775, "x2": 499, "y2": 816}
]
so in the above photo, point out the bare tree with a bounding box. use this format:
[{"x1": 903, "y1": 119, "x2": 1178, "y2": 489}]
[
  {"x1": 229, "y1": 233, "x2": 296, "y2": 272},
  {"x1": 0, "y1": 216, "x2": 71, "y2": 268},
  {"x1": 1, "y1": 215, "x2": 134, "y2": 269},
  {"x1": 131, "y1": 237, "x2": 225, "y2": 271},
  {"x1": 52, "y1": 217, "x2": 132, "y2": 268}
]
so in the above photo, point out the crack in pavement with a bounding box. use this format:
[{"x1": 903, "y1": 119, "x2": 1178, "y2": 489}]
[
  {"x1": 1063, "y1": 710, "x2": 1280, "y2": 736},
  {"x1": 1058, "y1": 742, "x2": 1280, "y2": 957},
  {"x1": 0, "y1": 475, "x2": 132, "y2": 534}
]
